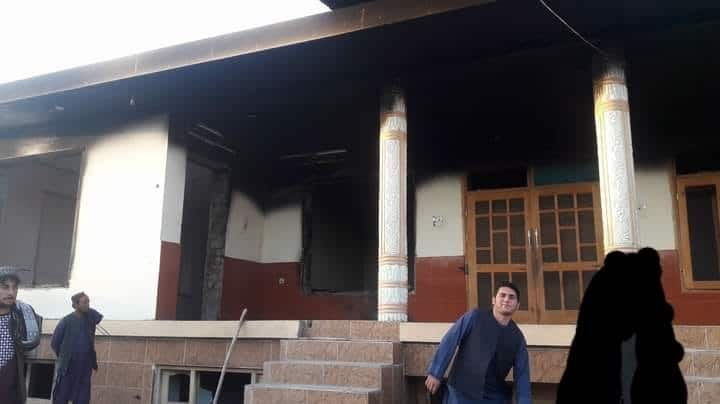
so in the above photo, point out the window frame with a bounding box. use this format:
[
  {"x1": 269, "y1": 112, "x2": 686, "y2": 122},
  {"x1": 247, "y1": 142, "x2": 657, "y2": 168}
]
[
  {"x1": 299, "y1": 176, "x2": 417, "y2": 295},
  {"x1": 0, "y1": 150, "x2": 84, "y2": 288},
  {"x1": 0, "y1": 171, "x2": 7, "y2": 227},
  {"x1": 153, "y1": 366, "x2": 259, "y2": 404},
  {"x1": 676, "y1": 173, "x2": 720, "y2": 290},
  {"x1": 25, "y1": 359, "x2": 56, "y2": 403}
]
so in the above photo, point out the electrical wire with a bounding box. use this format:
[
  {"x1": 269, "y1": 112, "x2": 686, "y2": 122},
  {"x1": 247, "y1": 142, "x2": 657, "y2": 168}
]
[{"x1": 538, "y1": 0, "x2": 609, "y2": 57}]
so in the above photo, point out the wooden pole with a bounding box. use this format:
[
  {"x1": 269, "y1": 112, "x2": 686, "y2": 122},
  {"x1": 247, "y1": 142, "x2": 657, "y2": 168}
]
[{"x1": 212, "y1": 308, "x2": 248, "y2": 404}]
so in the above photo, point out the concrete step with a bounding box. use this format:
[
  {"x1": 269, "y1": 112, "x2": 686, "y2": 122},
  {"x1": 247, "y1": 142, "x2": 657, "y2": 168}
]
[
  {"x1": 264, "y1": 360, "x2": 393, "y2": 388},
  {"x1": 263, "y1": 360, "x2": 402, "y2": 403},
  {"x1": 301, "y1": 320, "x2": 400, "y2": 341},
  {"x1": 280, "y1": 339, "x2": 401, "y2": 364},
  {"x1": 244, "y1": 383, "x2": 381, "y2": 404}
]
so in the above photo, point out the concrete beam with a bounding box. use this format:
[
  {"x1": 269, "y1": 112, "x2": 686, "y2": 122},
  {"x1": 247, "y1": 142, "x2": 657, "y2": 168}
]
[
  {"x1": 400, "y1": 322, "x2": 577, "y2": 347},
  {"x1": 0, "y1": 0, "x2": 494, "y2": 105},
  {"x1": 40, "y1": 319, "x2": 302, "y2": 339}
]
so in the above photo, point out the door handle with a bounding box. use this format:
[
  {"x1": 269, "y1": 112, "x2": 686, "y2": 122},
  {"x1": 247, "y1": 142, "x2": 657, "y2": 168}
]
[
  {"x1": 526, "y1": 227, "x2": 541, "y2": 319},
  {"x1": 527, "y1": 229, "x2": 533, "y2": 248},
  {"x1": 530, "y1": 228, "x2": 542, "y2": 280},
  {"x1": 530, "y1": 227, "x2": 543, "y2": 321}
]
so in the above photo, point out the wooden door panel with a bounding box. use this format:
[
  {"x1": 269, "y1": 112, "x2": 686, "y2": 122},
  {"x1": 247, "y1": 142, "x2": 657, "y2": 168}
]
[
  {"x1": 467, "y1": 189, "x2": 537, "y2": 323},
  {"x1": 532, "y1": 183, "x2": 603, "y2": 323},
  {"x1": 465, "y1": 182, "x2": 604, "y2": 324}
]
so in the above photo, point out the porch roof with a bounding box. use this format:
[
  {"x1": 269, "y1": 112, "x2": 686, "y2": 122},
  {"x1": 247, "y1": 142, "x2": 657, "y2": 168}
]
[
  {"x1": 0, "y1": 0, "x2": 494, "y2": 106},
  {"x1": 1, "y1": 0, "x2": 718, "y2": 136}
]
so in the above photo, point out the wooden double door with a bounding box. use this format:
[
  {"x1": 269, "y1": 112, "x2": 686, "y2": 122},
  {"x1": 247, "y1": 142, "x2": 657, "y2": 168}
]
[{"x1": 466, "y1": 183, "x2": 603, "y2": 324}]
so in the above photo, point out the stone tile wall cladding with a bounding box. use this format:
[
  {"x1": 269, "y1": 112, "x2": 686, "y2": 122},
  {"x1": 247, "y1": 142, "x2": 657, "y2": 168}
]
[
  {"x1": 676, "y1": 327, "x2": 720, "y2": 404},
  {"x1": 31, "y1": 335, "x2": 279, "y2": 404},
  {"x1": 28, "y1": 324, "x2": 720, "y2": 404},
  {"x1": 405, "y1": 326, "x2": 720, "y2": 404}
]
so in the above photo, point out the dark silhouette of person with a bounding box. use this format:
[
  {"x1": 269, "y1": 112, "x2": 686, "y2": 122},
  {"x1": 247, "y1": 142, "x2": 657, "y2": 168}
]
[
  {"x1": 630, "y1": 248, "x2": 687, "y2": 404},
  {"x1": 556, "y1": 247, "x2": 687, "y2": 404}
]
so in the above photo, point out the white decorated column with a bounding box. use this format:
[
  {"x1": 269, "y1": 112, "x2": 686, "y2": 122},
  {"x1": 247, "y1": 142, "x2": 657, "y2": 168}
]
[
  {"x1": 593, "y1": 56, "x2": 640, "y2": 254},
  {"x1": 378, "y1": 86, "x2": 408, "y2": 322}
]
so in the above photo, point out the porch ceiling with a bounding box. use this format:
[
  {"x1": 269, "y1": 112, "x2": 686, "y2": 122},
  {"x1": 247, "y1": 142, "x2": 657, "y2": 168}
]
[{"x1": 1, "y1": 0, "x2": 719, "y2": 181}]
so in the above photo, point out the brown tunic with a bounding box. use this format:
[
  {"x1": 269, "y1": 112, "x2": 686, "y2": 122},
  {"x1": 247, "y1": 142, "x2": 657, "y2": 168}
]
[
  {"x1": 1, "y1": 311, "x2": 24, "y2": 404},
  {"x1": 0, "y1": 355, "x2": 20, "y2": 404}
]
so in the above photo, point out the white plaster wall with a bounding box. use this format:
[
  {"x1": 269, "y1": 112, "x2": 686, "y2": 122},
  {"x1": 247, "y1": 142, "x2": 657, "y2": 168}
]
[
  {"x1": 223, "y1": 194, "x2": 301, "y2": 263},
  {"x1": 262, "y1": 204, "x2": 302, "y2": 263},
  {"x1": 19, "y1": 116, "x2": 170, "y2": 319},
  {"x1": 223, "y1": 176, "x2": 467, "y2": 264},
  {"x1": 160, "y1": 141, "x2": 186, "y2": 243},
  {"x1": 415, "y1": 174, "x2": 465, "y2": 257},
  {"x1": 221, "y1": 166, "x2": 677, "y2": 268},
  {"x1": 224, "y1": 191, "x2": 264, "y2": 262},
  {"x1": 635, "y1": 163, "x2": 677, "y2": 250}
]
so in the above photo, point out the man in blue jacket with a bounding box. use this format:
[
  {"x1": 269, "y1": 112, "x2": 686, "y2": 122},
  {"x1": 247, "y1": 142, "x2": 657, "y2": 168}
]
[{"x1": 425, "y1": 281, "x2": 531, "y2": 404}]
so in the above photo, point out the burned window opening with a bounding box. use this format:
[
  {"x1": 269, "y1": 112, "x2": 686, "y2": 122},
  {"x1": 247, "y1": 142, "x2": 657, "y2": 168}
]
[
  {"x1": 0, "y1": 152, "x2": 81, "y2": 287},
  {"x1": 301, "y1": 175, "x2": 416, "y2": 295}
]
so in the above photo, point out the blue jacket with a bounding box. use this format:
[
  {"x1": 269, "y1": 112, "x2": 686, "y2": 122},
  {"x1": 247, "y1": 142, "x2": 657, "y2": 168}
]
[{"x1": 427, "y1": 309, "x2": 531, "y2": 404}]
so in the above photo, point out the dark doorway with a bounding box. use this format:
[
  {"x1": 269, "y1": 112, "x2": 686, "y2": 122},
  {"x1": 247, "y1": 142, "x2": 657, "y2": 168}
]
[{"x1": 177, "y1": 158, "x2": 215, "y2": 320}]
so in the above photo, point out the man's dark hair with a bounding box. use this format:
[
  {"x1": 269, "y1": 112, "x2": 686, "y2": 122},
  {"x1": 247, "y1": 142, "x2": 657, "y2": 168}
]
[
  {"x1": 495, "y1": 281, "x2": 520, "y2": 301},
  {"x1": 71, "y1": 291, "x2": 88, "y2": 307},
  {"x1": 0, "y1": 266, "x2": 21, "y2": 285}
]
